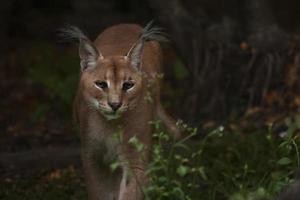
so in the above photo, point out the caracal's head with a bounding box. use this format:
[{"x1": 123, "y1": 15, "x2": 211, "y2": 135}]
[
  {"x1": 62, "y1": 24, "x2": 163, "y2": 120},
  {"x1": 63, "y1": 23, "x2": 166, "y2": 120},
  {"x1": 80, "y1": 55, "x2": 143, "y2": 120}
]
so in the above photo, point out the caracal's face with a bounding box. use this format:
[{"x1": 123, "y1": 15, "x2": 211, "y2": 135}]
[{"x1": 80, "y1": 56, "x2": 143, "y2": 120}]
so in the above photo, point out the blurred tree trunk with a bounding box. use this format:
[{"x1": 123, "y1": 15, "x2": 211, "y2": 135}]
[
  {"x1": 244, "y1": 0, "x2": 274, "y2": 31},
  {"x1": 147, "y1": 0, "x2": 206, "y2": 122},
  {"x1": 148, "y1": 0, "x2": 291, "y2": 123},
  {"x1": 148, "y1": 0, "x2": 238, "y2": 121},
  {"x1": 240, "y1": 0, "x2": 289, "y2": 107}
]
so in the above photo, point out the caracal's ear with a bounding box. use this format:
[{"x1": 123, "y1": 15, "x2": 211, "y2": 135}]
[
  {"x1": 59, "y1": 26, "x2": 103, "y2": 71},
  {"x1": 125, "y1": 21, "x2": 168, "y2": 71},
  {"x1": 78, "y1": 37, "x2": 100, "y2": 71}
]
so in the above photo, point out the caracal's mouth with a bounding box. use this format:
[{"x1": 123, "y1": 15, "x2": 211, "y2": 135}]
[{"x1": 100, "y1": 110, "x2": 122, "y2": 120}]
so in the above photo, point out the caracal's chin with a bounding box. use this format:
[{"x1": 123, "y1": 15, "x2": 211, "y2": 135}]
[{"x1": 99, "y1": 109, "x2": 124, "y2": 120}]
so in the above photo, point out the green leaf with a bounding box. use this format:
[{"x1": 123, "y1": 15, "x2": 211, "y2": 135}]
[
  {"x1": 229, "y1": 193, "x2": 245, "y2": 200},
  {"x1": 198, "y1": 167, "x2": 207, "y2": 180},
  {"x1": 173, "y1": 60, "x2": 189, "y2": 80},
  {"x1": 128, "y1": 136, "x2": 144, "y2": 152},
  {"x1": 110, "y1": 161, "x2": 120, "y2": 172},
  {"x1": 277, "y1": 157, "x2": 292, "y2": 165},
  {"x1": 176, "y1": 166, "x2": 189, "y2": 177},
  {"x1": 295, "y1": 114, "x2": 300, "y2": 129}
]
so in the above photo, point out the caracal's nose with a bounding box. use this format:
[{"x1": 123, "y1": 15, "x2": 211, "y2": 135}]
[{"x1": 108, "y1": 102, "x2": 122, "y2": 112}]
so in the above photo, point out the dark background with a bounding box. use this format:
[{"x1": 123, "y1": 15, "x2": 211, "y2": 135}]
[
  {"x1": 0, "y1": 0, "x2": 300, "y2": 198},
  {"x1": 1, "y1": 0, "x2": 300, "y2": 119}
]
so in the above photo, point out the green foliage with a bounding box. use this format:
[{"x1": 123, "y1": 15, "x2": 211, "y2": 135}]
[
  {"x1": 129, "y1": 135, "x2": 145, "y2": 152},
  {"x1": 2, "y1": 116, "x2": 299, "y2": 199},
  {"x1": 25, "y1": 41, "x2": 79, "y2": 113},
  {"x1": 144, "y1": 117, "x2": 300, "y2": 200}
]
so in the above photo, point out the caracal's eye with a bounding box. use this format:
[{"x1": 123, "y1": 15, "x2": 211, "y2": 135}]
[
  {"x1": 122, "y1": 82, "x2": 134, "y2": 91},
  {"x1": 94, "y1": 81, "x2": 108, "y2": 89}
]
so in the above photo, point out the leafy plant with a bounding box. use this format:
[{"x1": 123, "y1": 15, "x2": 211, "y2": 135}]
[
  {"x1": 2, "y1": 115, "x2": 299, "y2": 200},
  {"x1": 144, "y1": 117, "x2": 300, "y2": 200},
  {"x1": 25, "y1": 41, "x2": 79, "y2": 114}
]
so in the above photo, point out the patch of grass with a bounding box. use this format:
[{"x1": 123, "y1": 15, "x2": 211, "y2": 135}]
[
  {"x1": 144, "y1": 116, "x2": 300, "y2": 200},
  {"x1": 1, "y1": 167, "x2": 87, "y2": 200}
]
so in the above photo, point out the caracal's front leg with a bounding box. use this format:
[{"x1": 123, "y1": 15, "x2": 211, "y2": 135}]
[
  {"x1": 117, "y1": 145, "x2": 148, "y2": 200},
  {"x1": 82, "y1": 151, "x2": 121, "y2": 200},
  {"x1": 118, "y1": 166, "x2": 146, "y2": 200}
]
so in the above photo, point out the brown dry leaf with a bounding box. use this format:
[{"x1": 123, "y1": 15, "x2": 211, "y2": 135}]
[
  {"x1": 202, "y1": 121, "x2": 216, "y2": 130},
  {"x1": 263, "y1": 90, "x2": 285, "y2": 107},
  {"x1": 294, "y1": 96, "x2": 300, "y2": 108},
  {"x1": 46, "y1": 169, "x2": 62, "y2": 180},
  {"x1": 244, "y1": 107, "x2": 262, "y2": 117},
  {"x1": 6, "y1": 123, "x2": 24, "y2": 136},
  {"x1": 283, "y1": 54, "x2": 300, "y2": 92},
  {"x1": 264, "y1": 114, "x2": 281, "y2": 126},
  {"x1": 240, "y1": 42, "x2": 249, "y2": 50},
  {"x1": 68, "y1": 165, "x2": 75, "y2": 173}
]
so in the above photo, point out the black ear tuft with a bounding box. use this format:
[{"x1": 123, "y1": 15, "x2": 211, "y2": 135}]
[
  {"x1": 139, "y1": 20, "x2": 169, "y2": 42},
  {"x1": 58, "y1": 25, "x2": 102, "y2": 71},
  {"x1": 126, "y1": 21, "x2": 169, "y2": 71},
  {"x1": 58, "y1": 25, "x2": 88, "y2": 42}
]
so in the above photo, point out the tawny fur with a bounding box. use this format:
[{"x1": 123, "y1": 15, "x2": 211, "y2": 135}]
[{"x1": 70, "y1": 23, "x2": 180, "y2": 200}]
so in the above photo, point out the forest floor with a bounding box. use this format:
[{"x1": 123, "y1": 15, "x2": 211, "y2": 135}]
[{"x1": 0, "y1": 42, "x2": 86, "y2": 199}]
